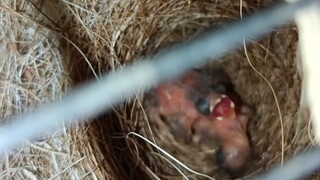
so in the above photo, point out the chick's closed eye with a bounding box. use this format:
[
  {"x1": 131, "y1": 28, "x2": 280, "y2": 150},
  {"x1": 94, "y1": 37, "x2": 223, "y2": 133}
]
[{"x1": 195, "y1": 98, "x2": 211, "y2": 115}]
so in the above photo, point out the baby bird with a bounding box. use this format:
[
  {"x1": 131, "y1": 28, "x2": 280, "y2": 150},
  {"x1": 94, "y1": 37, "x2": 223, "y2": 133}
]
[
  {"x1": 193, "y1": 70, "x2": 253, "y2": 177},
  {"x1": 147, "y1": 69, "x2": 212, "y2": 141},
  {"x1": 192, "y1": 95, "x2": 252, "y2": 177},
  {"x1": 214, "y1": 106, "x2": 252, "y2": 178},
  {"x1": 147, "y1": 68, "x2": 253, "y2": 177}
]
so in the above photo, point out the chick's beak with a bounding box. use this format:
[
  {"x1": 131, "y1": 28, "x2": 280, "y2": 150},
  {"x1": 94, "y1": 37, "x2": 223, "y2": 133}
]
[{"x1": 210, "y1": 96, "x2": 235, "y2": 120}]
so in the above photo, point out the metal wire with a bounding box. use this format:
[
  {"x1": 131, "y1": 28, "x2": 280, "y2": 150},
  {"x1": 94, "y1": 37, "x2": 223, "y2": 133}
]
[
  {"x1": 253, "y1": 147, "x2": 320, "y2": 180},
  {"x1": 0, "y1": 0, "x2": 319, "y2": 178}
]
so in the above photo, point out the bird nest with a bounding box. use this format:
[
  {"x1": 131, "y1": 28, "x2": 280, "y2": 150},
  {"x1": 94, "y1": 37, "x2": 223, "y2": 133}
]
[{"x1": 0, "y1": 0, "x2": 314, "y2": 179}]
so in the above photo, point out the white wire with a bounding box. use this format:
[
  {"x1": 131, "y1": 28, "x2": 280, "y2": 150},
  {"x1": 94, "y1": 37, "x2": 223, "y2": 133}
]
[
  {"x1": 254, "y1": 147, "x2": 320, "y2": 180},
  {"x1": 127, "y1": 132, "x2": 214, "y2": 180}
]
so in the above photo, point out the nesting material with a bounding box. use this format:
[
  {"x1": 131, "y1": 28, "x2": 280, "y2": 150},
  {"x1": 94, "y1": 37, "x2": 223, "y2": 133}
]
[{"x1": 0, "y1": 0, "x2": 314, "y2": 179}]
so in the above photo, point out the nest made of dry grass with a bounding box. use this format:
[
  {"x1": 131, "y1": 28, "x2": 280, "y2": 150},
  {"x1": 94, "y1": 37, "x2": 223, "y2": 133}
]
[{"x1": 0, "y1": 0, "x2": 314, "y2": 179}]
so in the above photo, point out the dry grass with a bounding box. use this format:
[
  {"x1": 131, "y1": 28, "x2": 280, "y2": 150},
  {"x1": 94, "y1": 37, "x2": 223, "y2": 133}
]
[{"x1": 0, "y1": 0, "x2": 315, "y2": 179}]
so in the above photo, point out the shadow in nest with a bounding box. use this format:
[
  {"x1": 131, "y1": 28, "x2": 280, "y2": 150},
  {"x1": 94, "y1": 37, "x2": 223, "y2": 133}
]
[{"x1": 61, "y1": 24, "x2": 157, "y2": 180}]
